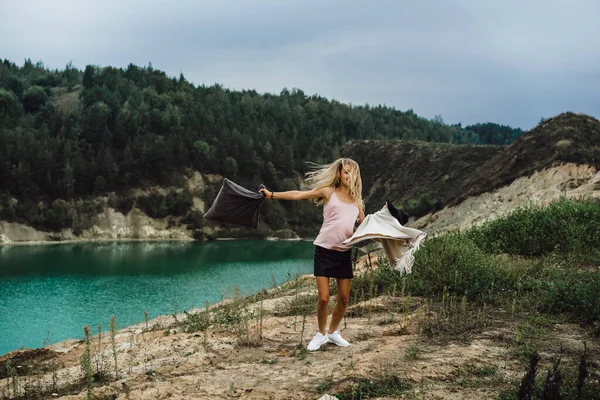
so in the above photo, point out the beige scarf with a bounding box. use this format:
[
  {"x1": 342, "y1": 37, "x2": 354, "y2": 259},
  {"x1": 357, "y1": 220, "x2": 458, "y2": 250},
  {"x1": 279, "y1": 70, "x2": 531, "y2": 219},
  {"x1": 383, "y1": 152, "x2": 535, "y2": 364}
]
[{"x1": 343, "y1": 206, "x2": 426, "y2": 274}]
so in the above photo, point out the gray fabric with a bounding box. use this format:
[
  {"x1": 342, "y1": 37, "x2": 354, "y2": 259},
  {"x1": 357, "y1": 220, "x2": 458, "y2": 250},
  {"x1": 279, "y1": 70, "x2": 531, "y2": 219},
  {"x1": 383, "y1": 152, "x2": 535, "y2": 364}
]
[{"x1": 203, "y1": 179, "x2": 266, "y2": 229}]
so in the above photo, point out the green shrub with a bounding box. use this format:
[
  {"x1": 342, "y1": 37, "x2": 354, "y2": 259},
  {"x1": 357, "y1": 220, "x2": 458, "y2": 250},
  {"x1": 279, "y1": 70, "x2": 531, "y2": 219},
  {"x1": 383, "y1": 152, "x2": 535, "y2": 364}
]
[
  {"x1": 137, "y1": 189, "x2": 192, "y2": 218},
  {"x1": 468, "y1": 198, "x2": 600, "y2": 257},
  {"x1": 403, "y1": 191, "x2": 443, "y2": 217},
  {"x1": 22, "y1": 85, "x2": 48, "y2": 113},
  {"x1": 182, "y1": 209, "x2": 204, "y2": 230},
  {"x1": 408, "y1": 232, "x2": 499, "y2": 300},
  {"x1": 137, "y1": 191, "x2": 168, "y2": 218},
  {"x1": 535, "y1": 269, "x2": 600, "y2": 323},
  {"x1": 165, "y1": 188, "x2": 192, "y2": 216},
  {"x1": 43, "y1": 199, "x2": 73, "y2": 231},
  {"x1": 351, "y1": 257, "x2": 404, "y2": 303},
  {"x1": 334, "y1": 374, "x2": 412, "y2": 399},
  {"x1": 115, "y1": 196, "x2": 135, "y2": 215}
]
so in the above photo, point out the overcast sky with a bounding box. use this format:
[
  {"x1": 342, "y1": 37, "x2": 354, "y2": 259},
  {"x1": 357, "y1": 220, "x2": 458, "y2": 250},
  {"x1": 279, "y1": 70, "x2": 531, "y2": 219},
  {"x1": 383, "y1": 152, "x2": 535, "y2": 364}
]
[{"x1": 1, "y1": 0, "x2": 599, "y2": 129}]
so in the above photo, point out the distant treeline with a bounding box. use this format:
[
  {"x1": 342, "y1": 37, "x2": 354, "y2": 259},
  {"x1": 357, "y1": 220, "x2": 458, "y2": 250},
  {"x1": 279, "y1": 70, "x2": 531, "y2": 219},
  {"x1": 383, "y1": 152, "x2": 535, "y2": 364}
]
[
  {"x1": 463, "y1": 122, "x2": 524, "y2": 145},
  {"x1": 0, "y1": 58, "x2": 523, "y2": 232}
]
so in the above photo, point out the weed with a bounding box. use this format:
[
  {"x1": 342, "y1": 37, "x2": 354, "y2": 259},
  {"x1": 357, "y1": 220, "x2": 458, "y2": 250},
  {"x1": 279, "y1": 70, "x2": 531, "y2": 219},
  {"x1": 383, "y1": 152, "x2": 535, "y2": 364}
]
[
  {"x1": 181, "y1": 310, "x2": 211, "y2": 333},
  {"x1": 293, "y1": 346, "x2": 308, "y2": 361},
  {"x1": 80, "y1": 326, "x2": 93, "y2": 400},
  {"x1": 334, "y1": 373, "x2": 412, "y2": 399},
  {"x1": 109, "y1": 315, "x2": 118, "y2": 380},
  {"x1": 6, "y1": 359, "x2": 19, "y2": 399},
  {"x1": 405, "y1": 343, "x2": 420, "y2": 360},
  {"x1": 275, "y1": 294, "x2": 315, "y2": 317},
  {"x1": 315, "y1": 375, "x2": 334, "y2": 392}
]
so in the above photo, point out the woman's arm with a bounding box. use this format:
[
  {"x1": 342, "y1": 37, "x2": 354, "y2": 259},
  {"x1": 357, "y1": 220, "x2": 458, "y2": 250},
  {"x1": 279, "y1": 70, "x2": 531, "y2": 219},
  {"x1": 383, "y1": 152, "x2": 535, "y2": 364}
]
[{"x1": 259, "y1": 186, "x2": 331, "y2": 201}]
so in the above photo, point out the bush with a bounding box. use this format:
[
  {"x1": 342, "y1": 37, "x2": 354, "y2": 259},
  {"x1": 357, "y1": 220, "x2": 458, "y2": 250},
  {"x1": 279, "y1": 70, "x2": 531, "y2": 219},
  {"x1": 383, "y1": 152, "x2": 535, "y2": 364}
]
[
  {"x1": 192, "y1": 230, "x2": 204, "y2": 241},
  {"x1": 137, "y1": 191, "x2": 168, "y2": 218},
  {"x1": 536, "y1": 268, "x2": 600, "y2": 323},
  {"x1": 182, "y1": 209, "x2": 204, "y2": 230},
  {"x1": 0, "y1": 88, "x2": 23, "y2": 126},
  {"x1": 0, "y1": 194, "x2": 16, "y2": 221},
  {"x1": 43, "y1": 199, "x2": 73, "y2": 231},
  {"x1": 117, "y1": 196, "x2": 135, "y2": 215},
  {"x1": 407, "y1": 232, "x2": 500, "y2": 300},
  {"x1": 107, "y1": 194, "x2": 135, "y2": 215},
  {"x1": 21, "y1": 85, "x2": 48, "y2": 113},
  {"x1": 165, "y1": 188, "x2": 193, "y2": 216},
  {"x1": 468, "y1": 198, "x2": 600, "y2": 257}
]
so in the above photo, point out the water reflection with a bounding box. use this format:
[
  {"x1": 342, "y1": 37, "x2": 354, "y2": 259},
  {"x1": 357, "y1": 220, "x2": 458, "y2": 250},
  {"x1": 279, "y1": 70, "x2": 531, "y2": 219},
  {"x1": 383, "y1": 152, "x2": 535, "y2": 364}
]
[{"x1": 0, "y1": 240, "x2": 314, "y2": 276}]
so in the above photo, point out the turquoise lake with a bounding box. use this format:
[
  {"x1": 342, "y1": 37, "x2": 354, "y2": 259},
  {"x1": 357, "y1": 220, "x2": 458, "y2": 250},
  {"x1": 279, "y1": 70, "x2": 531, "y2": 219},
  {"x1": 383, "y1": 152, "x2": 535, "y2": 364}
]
[{"x1": 0, "y1": 240, "x2": 314, "y2": 356}]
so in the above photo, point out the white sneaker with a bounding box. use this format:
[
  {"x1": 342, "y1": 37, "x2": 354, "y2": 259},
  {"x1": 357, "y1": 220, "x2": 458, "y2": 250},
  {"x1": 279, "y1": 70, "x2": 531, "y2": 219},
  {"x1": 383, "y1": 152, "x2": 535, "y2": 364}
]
[
  {"x1": 327, "y1": 329, "x2": 350, "y2": 347},
  {"x1": 307, "y1": 332, "x2": 329, "y2": 351}
]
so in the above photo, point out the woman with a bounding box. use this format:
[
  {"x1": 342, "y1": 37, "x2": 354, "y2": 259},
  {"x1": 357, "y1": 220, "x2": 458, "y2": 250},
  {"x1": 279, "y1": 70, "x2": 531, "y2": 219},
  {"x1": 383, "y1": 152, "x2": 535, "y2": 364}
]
[{"x1": 259, "y1": 158, "x2": 365, "y2": 351}]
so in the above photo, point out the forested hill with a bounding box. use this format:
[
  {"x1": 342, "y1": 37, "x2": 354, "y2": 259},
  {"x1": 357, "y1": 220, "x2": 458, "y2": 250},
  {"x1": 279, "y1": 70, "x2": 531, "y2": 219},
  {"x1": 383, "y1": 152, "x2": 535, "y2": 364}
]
[{"x1": 0, "y1": 58, "x2": 522, "y2": 237}]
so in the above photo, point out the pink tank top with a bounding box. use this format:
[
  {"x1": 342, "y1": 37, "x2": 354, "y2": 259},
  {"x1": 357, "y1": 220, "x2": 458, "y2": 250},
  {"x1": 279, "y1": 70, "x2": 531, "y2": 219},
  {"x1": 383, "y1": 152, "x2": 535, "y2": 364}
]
[{"x1": 313, "y1": 191, "x2": 359, "y2": 251}]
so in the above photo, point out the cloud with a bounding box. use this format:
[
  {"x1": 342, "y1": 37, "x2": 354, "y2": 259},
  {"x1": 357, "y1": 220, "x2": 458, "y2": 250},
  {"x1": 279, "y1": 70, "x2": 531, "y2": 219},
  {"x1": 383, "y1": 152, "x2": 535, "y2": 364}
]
[{"x1": 1, "y1": 0, "x2": 598, "y2": 129}]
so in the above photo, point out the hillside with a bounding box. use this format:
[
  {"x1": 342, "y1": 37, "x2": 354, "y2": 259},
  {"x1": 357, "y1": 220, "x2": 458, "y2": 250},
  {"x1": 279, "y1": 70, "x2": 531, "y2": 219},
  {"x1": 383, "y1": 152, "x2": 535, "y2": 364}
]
[
  {"x1": 342, "y1": 112, "x2": 600, "y2": 220},
  {"x1": 448, "y1": 112, "x2": 600, "y2": 206},
  {"x1": 340, "y1": 140, "x2": 502, "y2": 216}
]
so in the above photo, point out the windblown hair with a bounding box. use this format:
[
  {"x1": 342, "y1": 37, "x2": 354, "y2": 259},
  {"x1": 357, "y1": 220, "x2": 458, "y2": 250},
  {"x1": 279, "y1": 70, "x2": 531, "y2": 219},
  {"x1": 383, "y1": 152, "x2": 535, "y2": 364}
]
[{"x1": 305, "y1": 158, "x2": 364, "y2": 212}]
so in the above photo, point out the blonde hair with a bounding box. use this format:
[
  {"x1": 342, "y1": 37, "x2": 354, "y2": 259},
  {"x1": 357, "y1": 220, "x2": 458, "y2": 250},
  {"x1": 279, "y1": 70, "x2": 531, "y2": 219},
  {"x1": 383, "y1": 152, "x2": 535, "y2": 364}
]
[{"x1": 305, "y1": 158, "x2": 364, "y2": 212}]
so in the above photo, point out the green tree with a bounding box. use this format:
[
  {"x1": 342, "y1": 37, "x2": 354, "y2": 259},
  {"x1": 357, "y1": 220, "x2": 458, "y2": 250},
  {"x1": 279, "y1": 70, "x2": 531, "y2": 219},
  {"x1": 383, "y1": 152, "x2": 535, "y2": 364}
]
[
  {"x1": 44, "y1": 199, "x2": 73, "y2": 230},
  {"x1": 0, "y1": 88, "x2": 23, "y2": 126},
  {"x1": 5, "y1": 76, "x2": 26, "y2": 98},
  {"x1": 83, "y1": 101, "x2": 111, "y2": 144},
  {"x1": 223, "y1": 156, "x2": 238, "y2": 178},
  {"x1": 165, "y1": 189, "x2": 193, "y2": 216},
  {"x1": 63, "y1": 61, "x2": 80, "y2": 90},
  {"x1": 22, "y1": 85, "x2": 48, "y2": 113},
  {"x1": 93, "y1": 175, "x2": 106, "y2": 194},
  {"x1": 82, "y1": 65, "x2": 95, "y2": 89},
  {"x1": 192, "y1": 140, "x2": 212, "y2": 170},
  {"x1": 63, "y1": 159, "x2": 75, "y2": 197}
]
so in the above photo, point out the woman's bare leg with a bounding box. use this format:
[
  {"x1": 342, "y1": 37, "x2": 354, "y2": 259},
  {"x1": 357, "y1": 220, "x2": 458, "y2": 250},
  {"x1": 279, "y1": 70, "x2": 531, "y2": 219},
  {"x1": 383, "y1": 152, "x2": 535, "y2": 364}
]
[
  {"x1": 328, "y1": 278, "x2": 351, "y2": 333},
  {"x1": 315, "y1": 277, "x2": 330, "y2": 334}
]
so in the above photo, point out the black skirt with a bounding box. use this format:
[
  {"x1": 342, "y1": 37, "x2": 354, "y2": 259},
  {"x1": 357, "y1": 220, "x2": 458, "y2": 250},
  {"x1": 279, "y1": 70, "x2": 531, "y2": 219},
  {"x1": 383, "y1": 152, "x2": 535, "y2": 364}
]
[{"x1": 314, "y1": 245, "x2": 353, "y2": 279}]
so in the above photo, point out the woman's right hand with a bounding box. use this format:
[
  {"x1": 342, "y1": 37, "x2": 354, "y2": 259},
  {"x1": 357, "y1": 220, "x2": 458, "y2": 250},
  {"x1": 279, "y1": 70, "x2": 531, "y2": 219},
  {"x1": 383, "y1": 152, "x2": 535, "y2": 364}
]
[{"x1": 259, "y1": 188, "x2": 272, "y2": 198}]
